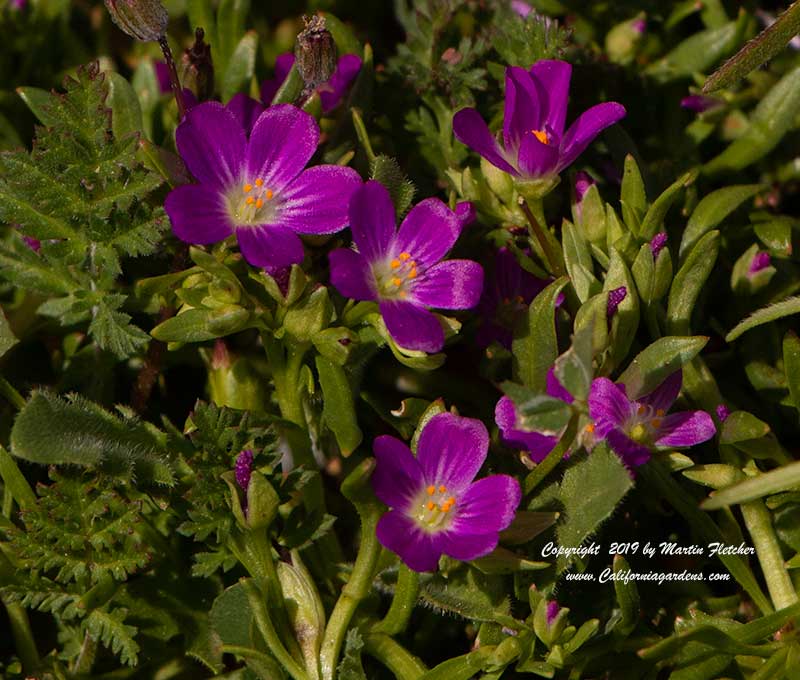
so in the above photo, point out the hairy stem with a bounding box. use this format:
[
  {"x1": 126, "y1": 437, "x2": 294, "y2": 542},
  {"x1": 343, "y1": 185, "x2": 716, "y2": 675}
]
[
  {"x1": 363, "y1": 633, "x2": 428, "y2": 679},
  {"x1": 158, "y1": 37, "x2": 186, "y2": 119},
  {"x1": 373, "y1": 565, "x2": 419, "y2": 635}
]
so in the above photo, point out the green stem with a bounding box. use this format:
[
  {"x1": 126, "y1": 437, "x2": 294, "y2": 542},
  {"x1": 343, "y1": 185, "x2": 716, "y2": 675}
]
[
  {"x1": 73, "y1": 632, "x2": 97, "y2": 675},
  {"x1": 519, "y1": 198, "x2": 565, "y2": 277},
  {"x1": 373, "y1": 565, "x2": 419, "y2": 635},
  {"x1": 0, "y1": 375, "x2": 25, "y2": 410},
  {"x1": 363, "y1": 633, "x2": 428, "y2": 680},
  {"x1": 243, "y1": 578, "x2": 309, "y2": 680},
  {"x1": 523, "y1": 417, "x2": 578, "y2": 495},
  {"x1": 221, "y1": 645, "x2": 287, "y2": 677},
  {"x1": 4, "y1": 601, "x2": 40, "y2": 674},
  {"x1": 319, "y1": 461, "x2": 383, "y2": 680}
]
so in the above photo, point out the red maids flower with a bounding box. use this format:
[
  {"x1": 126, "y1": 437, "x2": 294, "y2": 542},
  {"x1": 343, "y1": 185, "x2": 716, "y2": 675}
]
[
  {"x1": 453, "y1": 60, "x2": 626, "y2": 182},
  {"x1": 165, "y1": 102, "x2": 361, "y2": 270},
  {"x1": 328, "y1": 181, "x2": 483, "y2": 353},
  {"x1": 588, "y1": 371, "x2": 716, "y2": 468},
  {"x1": 372, "y1": 413, "x2": 521, "y2": 572}
]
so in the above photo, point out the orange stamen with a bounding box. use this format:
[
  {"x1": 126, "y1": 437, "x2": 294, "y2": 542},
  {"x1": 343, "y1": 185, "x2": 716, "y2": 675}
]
[
  {"x1": 255, "y1": 178, "x2": 264, "y2": 187},
  {"x1": 243, "y1": 183, "x2": 253, "y2": 193},
  {"x1": 532, "y1": 129, "x2": 549, "y2": 145},
  {"x1": 427, "y1": 485, "x2": 435, "y2": 495},
  {"x1": 246, "y1": 196, "x2": 255, "y2": 205},
  {"x1": 255, "y1": 199, "x2": 263, "y2": 209}
]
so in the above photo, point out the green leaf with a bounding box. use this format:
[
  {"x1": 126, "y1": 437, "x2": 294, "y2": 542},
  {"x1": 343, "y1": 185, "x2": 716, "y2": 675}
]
[
  {"x1": 210, "y1": 582, "x2": 253, "y2": 647},
  {"x1": 702, "y1": 461, "x2": 800, "y2": 509},
  {"x1": 216, "y1": 0, "x2": 250, "y2": 75},
  {"x1": 16, "y1": 86, "x2": 60, "y2": 126},
  {"x1": 613, "y1": 554, "x2": 640, "y2": 637},
  {"x1": 10, "y1": 391, "x2": 174, "y2": 485},
  {"x1": 315, "y1": 356, "x2": 362, "y2": 456},
  {"x1": 561, "y1": 221, "x2": 599, "y2": 304},
  {"x1": 640, "y1": 168, "x2": 699, "y2": 239},
  {"x1": 0, "y1": 446, "x2": 37, "y2": 511},
  {"x1": 604, "y1": 248, "x2": 640, "y2": 369},
  {"x1": 222, "y1": 30, "x2": 258, "y2": 102},
  {"x1": 618, "y1": 336, "x2": 708, "y2": 399},
  {"x1": 706, "y1": 64, "x2": 800, "y2": 172},
  {"x1": 553, "y1": 323, "x2": 593, "y2": 401},
  {"x1": 413, "y1": 569, "x2": 511, "y2": 623},
  {"x1": 784, "y1": 331, "x2": 800, "y2": 415},
  {"x1": 620, "y1": 154, "x2": 647, "y2": 233},
  {"x1": 338, "y1": 629, "x2": 368, "y2": 680},
  {"x1": 680, "y1": 184, "x2": 762, "y2": 258},
  {"x1": 88, "y1": 299, "x2": 150, "y2": 359},
  {"x1": 0, "y1": 307, "x2": 18, "y2": 359},
  {"x1": 107, "y1": 72, "x2": 144, "y2": 139},
  {"x1": 502, "y1": 384, "x2": 571, "y2": 436},
  {"x1": 667, "y1": 231, "x2": 720, "y2": 335},
  {"x1": 704, "y1": 1, "x2": 800, "y2": 92},
  {"x1": 556, "y1": 445, "x2": 634, "y2": 571},
  {"x1": 370, "y1": 155, "x2": 416, "y2": 218},
  {"x1": 726, "y1": 296, "x2": 800, "y2": 342},
  {"x1": 84, "y1": 607, "x2": 140, "y2": 667},
  {"x1": 512, "y1": 277, "x2": 569, "y2": 390},
  {"x1": 720, "y1": 411, "x2": 770, "y2": 444},
  {"x1": 645, "y1": 16, "x2": 747, "y2": 82}
]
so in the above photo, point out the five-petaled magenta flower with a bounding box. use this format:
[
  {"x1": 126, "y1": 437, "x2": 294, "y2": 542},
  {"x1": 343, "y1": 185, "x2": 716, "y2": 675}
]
[
  {"x1": 165, "y1": 102, "x2": 361, "y2": 270},
  {"x1": 260, "y1": 52, "x2": 362, "y2": 113},
  {"x1": 328, "y1": 180, "x2": 483, "y2": 353},
  {"x1": 588, "y1": 371, "x2": 716, "y2": 468},
  {"x1": 477, "y1": 247, "x2": 550, "y2": 349},
  {"x1": 453, "y1": 61, "x2": 626, "y2": 184},
  {"x1": 495, "y1": 368, "x2": 574, "y2": 462},
  {"x1": 372, "y1": 412, "x2": 521, "y2": 572}
]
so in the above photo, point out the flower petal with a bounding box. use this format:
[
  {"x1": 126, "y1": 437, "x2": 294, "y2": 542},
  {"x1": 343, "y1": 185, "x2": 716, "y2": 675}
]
[
  {"x1": 546, "y1": 368, "x2": 574, "y2": 404},
  {"x1": 349, "y1": 180, "x2": 395, "y2": 261},
  {"x1": 176, "y1": 101, "x2": 246, "y2": 187},
  {"x1": 607, "y1": 429, "x2": 651, "y2": 467},
  {"x1": 412, "y1": 260, "x2": 483, "y2": 310},
  {"x1": 453, "y1": 108, "x2": 518, "y2": 175},
  {"x1": 235, "y1": 224, "x2": 304, "y2": 269},
  {"x1": 246, "y1": 104, "x2": 319, "y2": 191},
  {"x1": 559, "y1": 102, "x2": 626, "y2": 170},
  {"x1": 450, "y1": 475, "x2": 521, "y2": 535},
  {"x1": 654, "y1": 411, "x2": 716, "y2": 448},
  {"x1": 372, "y1": 435, "x2": 424, "y2": 511},
  {"x1": 588, "y1": 378, "x2": 632, "y2": 437},
  {"x1": 380, "y1": 300, "x2": 444, "y2": 353},
  {"x1": 638, "y1": 370, "x2": 682, "y2": 411},
  {"x1": 503, "y1": 66, "x2": 545, "y2": 149},
  {"x1": 530, "y1": 60, "x2": 571, "y2": 136},
  {"x1": 165, "y1": 184, "x2": 233, "y2": 244},
  {"x1": 279, "y1": 165, "x2": 362, "y2": 235},
  {"x1": 319, "y1": 53, "x2": 361, "y2": 113},
  {"x1": 226, "y1": 93, "x2": 265, "y2": 136},
  {"x1": 329, "y1": 248, "x2": 375, "y2": 301},
  {"x1": 441, "y1": 531, "x2": 499, "y2": 563},
  {"x1": 395, "y1": 198, "x2": 462, "y2": 267},
  {"x1": 376, "y1": 511, "x2": 441, "y2": 572},
  {"x1": 517, "y1": 133, "x2": 561, "y2": 178},
  {"x1": 417, "y1": 412, "x2": 488, "y2": 492},
  {"x1": 495, "y1": 396, "x2": 558, "y2": 463}
]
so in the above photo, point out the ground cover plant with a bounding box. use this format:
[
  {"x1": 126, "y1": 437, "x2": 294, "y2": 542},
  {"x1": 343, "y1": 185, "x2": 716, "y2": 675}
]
[{"x1": 2, "y1": 0, "x2": 800, "y2": 678}]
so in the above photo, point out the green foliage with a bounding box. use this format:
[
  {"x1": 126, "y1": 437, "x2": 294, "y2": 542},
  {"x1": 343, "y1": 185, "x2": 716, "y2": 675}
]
[{"x1": 0, "y1": 63, "x2": 165, "y2": 358}]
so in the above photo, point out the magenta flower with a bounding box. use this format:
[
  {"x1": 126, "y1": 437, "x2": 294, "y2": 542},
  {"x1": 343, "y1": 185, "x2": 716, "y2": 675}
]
[
  {"x1": 477, "y1": 247, "x2": 550, "y2": 349},
  {"x1": 328, "y1": 181, "x2": 483, "y2": 353},
  {"x1": 606, "y1": 286, "x2": 627, "y2": 319},
  {"x1": 260, "y1": 52, "x2": 361, "y2": 113},
  {"x1": 495, "y1": 368, "x2": 573, "y2": 462},
  {"x1": 748, "y1": 251, "x2": 771, "y2": 277},
  {"x1": 511, "y1": 0, "x2": 532, "y2": 17},
  {"x1": 588, "y1": 371, "x2": 716, "y2": 468},
  {"x1": 165, "y1": 102, "x2": 361, "y2": 269},
  {"x1": 235, "y1": 449, "x2": 253, "y2": 490},
  {"x1": 681, "y1": 95, "x2": 722, "y2": 114},
  {"x1": 372, "y1": 413, "x2": 521, "y2": 572},
  {"x1": 453, "y1": 61, "x2": 626, "y2": 182}
]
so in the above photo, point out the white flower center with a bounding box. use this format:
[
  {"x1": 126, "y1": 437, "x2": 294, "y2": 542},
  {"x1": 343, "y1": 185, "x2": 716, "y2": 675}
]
[
  {"x1": 227, "y1": 177, "x2": 279, "y2": 226},
  {"x1": 625, "y1": 404, "x2": 665, "y2": 443},
  {"x1": 372, "y1": 251, "x2": 421, "y2": 300},
  {"x1": 414, "y1": 483, "x2": 457, "y2": 531}
]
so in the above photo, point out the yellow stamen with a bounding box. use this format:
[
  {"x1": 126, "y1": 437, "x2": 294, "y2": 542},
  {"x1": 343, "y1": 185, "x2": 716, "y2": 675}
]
[
  {"x1": 427, "y1": 485, "x2": 435, "y2": 495},
  {"x1": 390, "y1": 259, "x2": 401, "y2": 269},
  {"x1": 246, "y1": 196, "x2": 255, "y2": 205},
  {"x1": 532, "y1": 129, "x2": 549, "y2": 145},
  {"x1": 399, "y1": 252, "x2": 411, "y2": 261},
  {"x1": 255, "y1": 178, "x2": 264, "y2": 187},
  {"x1": 243, "y1": 183, "x2": 253, "y2": 193}
]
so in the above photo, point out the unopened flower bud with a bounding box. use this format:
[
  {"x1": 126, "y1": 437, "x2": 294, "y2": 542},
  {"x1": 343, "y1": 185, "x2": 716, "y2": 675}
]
[
  {"x1": 235, "y1": 449, "x2": 253, "y2": 491},
  {"x1": 295, "y1": 15, "x2": 337, "y2": 93},
  {"x1": 534, "y1": 598, "x2": 568, "y2": 647},
  {"x1": 716, "y1": 404, "x2": 731, "y2": 422},
  {"x1": 277, "y1": 559, "x2": 325, "y2": 676},
  {"x1": 681, "y1": 94, "x2": 722, "y2": 114},
  {"x1": 649, "y1": 232, "x2": 668, "y2": 259},
  {"x1": 606, "y1": 13, "x2": 646, "y2": 65},
  {"x1": 606, "y1": 286, "x2": 627, "y2": 319},
  {"x1": 748, "y1": 251, "x2": 771, "y2": 277},
  {"x1": 180, "y1": 27, "x2": 214, "y2": 102},
  {"x1": 104, "y1": 0, "x2": 168, "y2": 42}
]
